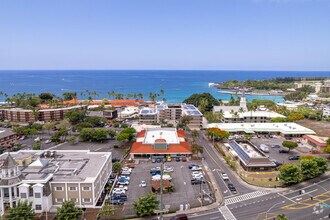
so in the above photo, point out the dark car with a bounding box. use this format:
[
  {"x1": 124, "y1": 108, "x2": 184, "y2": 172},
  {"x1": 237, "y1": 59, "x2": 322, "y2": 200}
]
[
  {"x1": 112, "y1": 158, "x2": 120, "y2": 163},
  {"x1": 110, "y1": 199, "x2": 125, "y2": 205},
  {"x1": 111, "y1": 194, "x2": 127, "y2": 201},
  {"x1": 227, "y1": 183, "x2": 237, "y2": 193},
  {"x1": 188, "y1": 163, "x2": 199, "y2": 169},
  {"x1": 181, "y1": 157, "x2": 187, "y2": 162},
  {"x1": 156, "y1": 158, "x2": 162, "y2": 163},
  {"x1": 176, "y1": 157, "x2": 181, "y2": 162},
  {"x1": 170, "y1": 214, "x2": 188, "y2": 220},
  {"x1": 191, "y1": 179, "x2": 205, "y2": 185},
  {"x1": 271, "y1": 160, "x2": 283, "y2": 167},
  {"x1": 288, "y1": 155, "x2": 300, "y2": 160},
  {"x1": 279, "y1": 149, "x2": 290, "y2": 153},
  {"x1": 150, "y1": 170, "x2": 161, "y2": 176},
  {"x1": 272, "y1": 144, "x2": 281, "y2": 148}
]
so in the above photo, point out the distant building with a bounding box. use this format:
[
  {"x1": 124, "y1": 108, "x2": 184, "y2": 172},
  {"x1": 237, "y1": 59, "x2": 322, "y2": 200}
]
[
  {"x1": 102, "y1": 109, "x2": 118, "y2": 119},
  {"x1": 213, "y1": 93, "x2": 248, "y2": 114},
  {"x1": 323, "y1": 104, "x2": 330, "y2": 118},
  {"x1": 221, "y1": 111, "x2": 285, "y2": 123},
  {"x1": 130, "y1": 128, "x2": 191, "y2": 159},
  {"x1": 0, "y1": 128, "x2": 17, "y2": 151},
  {"x1": 0, "y1": 150, "x2": 112, "y2": 216},
  {"x1": 139, "y1": 103, "x2": 203, "y2": 129},
  {"x1": 1, "y1": 105, "x2": 87, "y2": 123},
  {"x1": 207, "y1": 122, "x2": 315, "y2": 137}
]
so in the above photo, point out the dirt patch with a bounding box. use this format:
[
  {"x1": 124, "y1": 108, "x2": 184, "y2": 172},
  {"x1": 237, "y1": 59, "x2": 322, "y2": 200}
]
[{"x1": 297, "y1": 119, "x2": 330, "y2": 136}]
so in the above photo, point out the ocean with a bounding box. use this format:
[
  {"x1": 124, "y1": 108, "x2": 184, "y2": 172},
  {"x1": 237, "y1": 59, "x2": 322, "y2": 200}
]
[{"x1": 0, "y1": 70, "x2": 329, "y2": 103}]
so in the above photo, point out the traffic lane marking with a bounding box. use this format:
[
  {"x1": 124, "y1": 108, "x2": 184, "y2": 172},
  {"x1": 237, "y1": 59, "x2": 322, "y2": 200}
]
[{"x1": 282, "y1": 190, "x2": 330, "y2": 210}]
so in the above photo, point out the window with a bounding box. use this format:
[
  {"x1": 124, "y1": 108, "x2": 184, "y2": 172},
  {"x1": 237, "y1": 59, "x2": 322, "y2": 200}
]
[
  {"x1": 35, "y1": 205, "x2": 42, "y2": 210},
  {"x1": 55, "y1": 187, "x2": 63, "y2": 191},
  {"x1": 35, "y1": 193, "x2": 41, "y2": 198},
  {"x1": 55, "y1": 198, "x2": 64, "y2": 203},
  {"x1": 20, "y1": 193, "x2": 27, "y2": 198},
  {"x1": 83, "y1": 198, "x2": 91, "y2": 203},
  {"x1": 69, "y1": 187, "x2": 77, "y2": 191},
  {"x1": 82, "y1": 187, "x2": 91, "y2": 191}
]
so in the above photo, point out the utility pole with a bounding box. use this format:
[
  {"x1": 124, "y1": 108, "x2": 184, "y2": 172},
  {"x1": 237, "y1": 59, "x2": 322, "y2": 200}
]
[{"x1": 160, "y1": 161, "x2": 164, "y2": 220}]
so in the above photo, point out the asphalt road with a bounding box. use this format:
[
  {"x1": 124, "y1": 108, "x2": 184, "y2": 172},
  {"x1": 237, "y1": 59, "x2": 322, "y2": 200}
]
[{"x1": 186, "y1": 131, "x2": 330, "y2": 220}]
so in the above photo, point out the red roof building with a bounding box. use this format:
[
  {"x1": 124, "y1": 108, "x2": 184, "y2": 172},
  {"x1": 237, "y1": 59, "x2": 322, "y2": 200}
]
[{"x1": 130, "y1": 128, "x2": 192, "y2": 158}]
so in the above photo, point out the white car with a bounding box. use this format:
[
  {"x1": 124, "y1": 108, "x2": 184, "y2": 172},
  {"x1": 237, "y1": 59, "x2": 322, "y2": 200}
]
[
  {"x1": 122, "y1": 167, "x2": 132, "y2": 172},
  {"x1": 222, "y1": 173, "x2": 229, "y2": 181},
  {"x1": 150, "y1": 167, "x2": 161, "y2": 171},
  {"x1": 112, "y1": 188, "x2": 126, "y2": 194},
  {"x1": 121, "y1": 170, "x2": 131, "y2": 175},
  {"x1": 164, "y1": 167, "x2": 174, "y2": 172},
  {"x1": 191, "y1": 166, "x2": 202, "y2": 171},
  {"x1": 45, "y1": 140, "x2": 52, "y2": 144},
  {"x1": 191, "y1": 171, "x2": 202, "y2": 176},
  {"x1": 152, "y1": 174, "x2": 172, "y2": 180},
  {"x1": 117, "y1": 185, "x2": 128, "y2": 191},
  {"x1": 139, "y1": 180, "x2": 147, "y2": 187}
]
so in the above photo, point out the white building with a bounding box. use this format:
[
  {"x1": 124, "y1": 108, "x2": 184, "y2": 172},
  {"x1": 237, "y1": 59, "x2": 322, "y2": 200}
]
[
  {"x1": 0, "y1": 150, "x2": 112, "y2": 216},
  {"x1": 207, "y1": 122, "x2": 315, "y2": 137},
  {"x1": 221, "y1": 111, "x2": 285, "y2": 123}
]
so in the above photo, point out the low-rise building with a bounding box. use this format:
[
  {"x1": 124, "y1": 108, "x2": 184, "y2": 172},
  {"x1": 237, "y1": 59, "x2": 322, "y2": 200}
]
[
  {"x1": 0, "y1": 128, "x2": 17, "y2": 151},
  {"x1": 130, "y1": 128, "x2": 191, "y2": 159},
  {"x1": 323, "y1": 104, "x2": 330, "y2": 118},
  {"x1": 207, "y1": 122, "x2": 315, "y2": 137},
  {"x1": 221, "y1": 111, "x2": 285, "y2": 123},
  {"x1": 0, "y1": 150, "x2": 112, "y2": 216},
  {"x1": 303, "y1": 135, "x2": 329, "y2": 152},
  {"x1": 227, "y1": 140, "x2": 276, "y2": 171}
]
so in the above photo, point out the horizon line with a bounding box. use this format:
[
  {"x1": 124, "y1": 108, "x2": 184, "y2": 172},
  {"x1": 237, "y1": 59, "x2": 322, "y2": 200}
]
[{"x1": 0, "y1": 69, "x2": 330, "y2": 72}]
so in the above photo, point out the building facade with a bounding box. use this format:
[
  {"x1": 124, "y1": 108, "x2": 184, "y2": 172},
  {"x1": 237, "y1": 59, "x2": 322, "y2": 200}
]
[
  {"x1": 0, "y1": 150, "x2": 112, "y2": 216},
  {"x1": 0, "y1": 129, "x2": 17, "y2": 151},
  {"x1": 1, "y1": 105, "x2": 87, "y2": 123}
]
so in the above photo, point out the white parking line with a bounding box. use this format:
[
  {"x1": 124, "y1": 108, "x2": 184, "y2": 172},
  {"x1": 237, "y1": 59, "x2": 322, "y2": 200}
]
[{"x1": 277, "y1": 193, "x2": 297, "y2": 204}]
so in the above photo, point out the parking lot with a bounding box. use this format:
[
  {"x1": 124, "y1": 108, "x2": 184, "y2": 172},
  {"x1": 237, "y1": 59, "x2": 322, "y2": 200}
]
[
  {"x1": 250, "y1": 137, "x2": 301, "y2": 165},
  {"x1": 121, "y1": 160, "x2": 211, "y2": 216}
]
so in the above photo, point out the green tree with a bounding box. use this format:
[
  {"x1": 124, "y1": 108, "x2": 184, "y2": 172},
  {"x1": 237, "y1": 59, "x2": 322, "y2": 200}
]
[
  {"x1": 198, "y1": 98, "x2": 209, "y2": 113},
  {"x1": 112, "y1": 161, "x2": 122, "y2": 173},
  {"x1": 276, "y1": 214, "x2": 289, "y2": 220},
  {"x1": 56, "y1": 200, "x2": 83, "y2": 220},
  {"x1": 5, "y1": 200, "x2": 35, "y2": 220},
  {"x1": 191, "y1": 143, "x2": 203, "y2": 155},
  {"x1": 39, "y1": 92, "x2": 54, "y2": 102},
  {"x1": 62, "y1": 92, "x2": 77, "y2": 101},
  {"x1": 43, "y1": 121, "x2": 56, "y2": 134},
  {"x1": 282, "y1": 141, "x2": 298, "y2": 152},
  {"x1": 64, "y1": 110, "x2": 87, "y2": 124},
  {"x1": 85, "y1": 116, "x2": 106, "y2": 127},
  {"x1": 108, "y1": 129, "x2": 116, "y2": 139},
  {"x1": 312, "y1": 157, "x2": 328, "y2": 174},
  {"x1": 191, "y1": 130, "x2": 199, "y2": 138},
  {"x1": 287, "y1": 113, "x2": 305, "y2": 121},
  {"x1": 183, "y1": 93, "x2": 219, "y2": 111},
  {"x1": 133, "y1": 193, "x2": 159, "y2": 217},
  {"x1": 32, "y1": 140, "x2": 41, "y2": 150},
  {"x1": 301, "y1": 159, "x2": 319, "y2": 180},
  {"x1": 284, "y1": 91, "x2": 307, "y2": 101},
  {"x1": 278, "y1": 164, "x2": 303, "y2": 185},
  {"x1": 69, "y1": 136, "x2": 77, "y2": 145},
  {"x1": 97, "y1": 200, "x2": 115, "y2": 219}
]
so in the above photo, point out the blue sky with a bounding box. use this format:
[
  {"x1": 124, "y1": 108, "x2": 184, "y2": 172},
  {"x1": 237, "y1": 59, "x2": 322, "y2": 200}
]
[{"x1": 0, "y1": 0, "x2": 329, "y2": 70}]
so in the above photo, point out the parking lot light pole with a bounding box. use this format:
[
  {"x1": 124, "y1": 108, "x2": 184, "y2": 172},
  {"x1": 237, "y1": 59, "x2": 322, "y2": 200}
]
[{"x1": 265, "y1": 201, "x2": 285, "y2": 219}]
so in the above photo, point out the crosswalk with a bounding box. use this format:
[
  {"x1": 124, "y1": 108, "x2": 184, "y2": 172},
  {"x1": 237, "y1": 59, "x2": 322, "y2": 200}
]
[
  {"x1": 219, "y1": 206, "x2": 236, "y2": 220},
  {"x1": 224, "y1": 191, "x2": 270, "y2": 205}
]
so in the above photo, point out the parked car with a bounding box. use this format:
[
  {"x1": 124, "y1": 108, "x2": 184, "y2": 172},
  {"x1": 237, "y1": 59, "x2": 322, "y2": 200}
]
[
  {"x1": 112, "y1": 188, "x2": 126, "y2": 194},
  {"x1": 271, "y1": 144, "x2": 281, "y2": 148},
  {"x1": 139, "y1": 180, "x2": 147, "y2": 187},
  {"x1": 152, "y1": 158, "x2": 156, "y2": 163},
  {"x1": 222, "y1": 173, "x2": 229, "y2": 181},
  {"x1": 116, "y1": 185, "x2": 128, "y2": 191},
  {"x1": 279, "y1": 149, "x2": 290, "y2": 153},
  {"x1": 164, "y1": 166, "x2": 174, "y2": 172},
  {"x1": 119, "y1": 176, "x2": 130, "y2": 180},
  {"x1": 156, "y1": 158, "x2": 162, "y2": 163},
  {"x1": 181, "y1": 157, "x2": 187, "y2": 162},
  {"x1": 191, "y1": 166, "x2": 202, "y2": 171},
  {"x1": 152, "y1": 174, "x2": 172, "y2": 180},
  {"x1": 122, "y1": 167, "x2": 132, "y2": 172},
  {"x1": 270, "y1": 159, "x2": 283, "y2": 167},
  {"x1": 167, "y1": 156, "x2": 172, "y2": 162},
  {"x1": 118, "y1": 180, "x2": 129, "y2": 185},
  {"x1": 191, "y1": 172, "x2": 203, "y2": 179},
  {"x1": 150, "y1": 171, "x2": 161, "y2": 176},
  {"x1": 227, "y1": 183, "x2": 237, "y2": 193},
  {"x1": 288, "y1": 155, "x2": 300, "y2": 160},
  {"x1": 110, "y1": 199, "x2": 125, "y2": 205},
  {"x1": 188, "y1": 163, "x2": 199, "y2": 169},
  {"x1": 44, "y1": 140, "x2": 52, "y2": 144},
  {"x1": 150, "y1": 167, "x2": 161, "y2": 172},
  {"x1": 111, "y1": 194, "x2": 127, "y2": 201},
  {"x1": 191, "y1": 179, "x2": 205, "y2": 185},
  {"x1": 260, "y1": 144, "x2": 269, "y2": 153},
  {"x1": 170, "y1": 214, "x2": 188, "y2": 220},
  {"x1": 176, "y1": 157, "x2": 181, "y2": 162}
]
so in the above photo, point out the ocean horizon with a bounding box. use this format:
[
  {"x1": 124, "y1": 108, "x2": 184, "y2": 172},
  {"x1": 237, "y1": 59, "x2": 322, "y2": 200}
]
[{"x1": 1, "y1": 70, "x2": 329, "y2": 103}]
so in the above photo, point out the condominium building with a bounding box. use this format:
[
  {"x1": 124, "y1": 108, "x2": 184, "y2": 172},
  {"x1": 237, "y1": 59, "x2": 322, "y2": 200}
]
[
  {"x1": 0, "y1": 150, "x2": 112, "y2": 216},
  {"x1": 1, "y1": 105, "x2": 87, "y2": 123},
  {"x1": 139, "y1": 103, "x2": 203, "y2": 129},
  {"x1": 0, "y1": 128, "x2": 17, "y2": 151},
  {"x1": 220, "y1": 111, "x2": 285, "y2": 123}
]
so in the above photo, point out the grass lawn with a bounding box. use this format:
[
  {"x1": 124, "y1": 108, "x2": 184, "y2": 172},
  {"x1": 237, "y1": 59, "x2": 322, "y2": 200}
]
[{"x1": 241, "y1": 175, "x2": 284, "y2": 188}]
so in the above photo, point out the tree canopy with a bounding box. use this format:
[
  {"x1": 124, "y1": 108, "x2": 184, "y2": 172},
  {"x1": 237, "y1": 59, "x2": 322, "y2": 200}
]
[
  {"x1": 278, "y1": 164, "x2": 303, "y2": 185},
  {"x1": 56, "y1": 200, "x2": 83, "y2": 220},
  {"x1": 5, "y1": 200, "x2": 35, "y2": 220},
  {"x1": 183, "y1": 93, "x2": 219, "y2": 111},
  {"x1": 133, "y1": 193, "x2": 159, "y2": 217},
  {"x1": 206, "y1": 128, "x2": 230, "y2": 140},
  {"x1": 80, "y1": 128, "x2": 108, "y2": 142},
  {"x1": 282, "y1": 141, "x2": 298, "y2": 151}
]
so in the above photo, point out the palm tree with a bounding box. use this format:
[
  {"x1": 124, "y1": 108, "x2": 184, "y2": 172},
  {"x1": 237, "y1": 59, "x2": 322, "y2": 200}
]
[
  {"x1": 218, "y1": 109, "x2": 224, "y2": 121},
  {"x1": 137, "y1": 93, "x2": 143, "y2": 100},
  {"x1": 148, "y1": 93, "x2": 157, "y2": 102},
  {"x1": 191, "y1": 143, "x2": 203, "y2": 157},
  {"x1": 126, "y1": 93, "x2": 132, "y2": 100}
]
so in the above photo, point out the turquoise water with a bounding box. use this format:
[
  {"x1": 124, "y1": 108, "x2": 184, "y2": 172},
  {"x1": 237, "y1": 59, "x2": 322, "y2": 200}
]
[{"x1": 0, "y1": 70, "x2": 329, "y2": 103}]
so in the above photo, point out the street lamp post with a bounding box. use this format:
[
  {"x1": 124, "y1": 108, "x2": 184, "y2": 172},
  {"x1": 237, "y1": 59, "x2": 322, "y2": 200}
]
[{"x1": 265, "y1": 201, "x2": 285, "y2": 219}]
